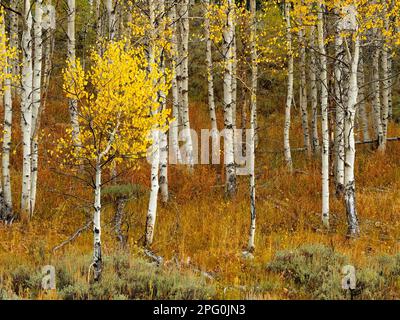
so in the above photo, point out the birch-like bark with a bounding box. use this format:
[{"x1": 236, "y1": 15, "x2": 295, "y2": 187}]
[
  {"x1": 159, "y1": 127, "x2": 168, "y2": 203},
  {"x1": 204, "y1": 1, "x2": 217, "y2": 128},
  {"x1": 145, "y1": 0, "x2": 160, "y2": 247},
  {"x1": 67, "y1": 0, "x2": 81, "y2": 150},
  {"x1": 309, "y1": 25, "x2": 319, "y2": 155},
  {"x1": 20, "y1": 0, "x2": 34, "y2": 220},
  {"x1": 298, "y1": 27, "x2": 311, "y2": 156},
  {"x1": 372, "y1": 37, "x2": 384, "y2": 150},
  {"x1": 93, "y1": 161, "x2": 102, "y2": 281},
  {"x1": 318, "y1": 3, "x2": 329, "y2": 228},
  {"x1": 169, "y1": 3, "x2": 181, "y2": 164},
  {"x1": 10, "y1": 0, "x2": 19, "y2": 97},
  {"x1": 2, "y1": 9, "x2": 14, "y2": 217},
  {"x1": 344, "y1": 24, "x2": 360, "y2": 238},
  {"x1": 42, "y1": 2, "x2": 56, "y2": 109},
  {"x1": 247, "y1": 0, "x2": 257, "y2": 252},
  {"x1": 358, "y1": 50, "x2": 370, "y2": 142},
  {"x1": 334, "y1": 28, "x2": 345, "y2": 195},
  {"x1": 30, "y1": 0, "x2": 44, "y2": 215},
  {"x1": 203, "y1": 0, "x2": 218, "y2": 162},
  {"x1": 0, "y1": 17, "x2": 5, "y2": 220},
  {"x1": 105, "y1": 0, "x2": 116, "y2": 40},
  {"x1": 232, "y1": 35, "x2": 237, "y2": 130},
  {"x1": 95, "y1": 0, "x2": 103, "y2": 53},
  {"x1": 387, "y1": 52, "x2": 393, "y2": 119},
  {"x1": 146, "y1": 129, "x2": 160, "y2": 247},
  {"x1": 283, "y1": 2, "x2": 293, "y2": 172},
  {"x1": 223, "y1": 0, "x2": 236, "y2": 197},
  {"x1": 381, "y1": 7, "x2": 390, "y2": 148},
  {"x1": 179, "y1": 0, "x2": 194, "y2": 166},
  {"x1": 158, "y1": 1, "x2": 168, "y2": 204}
]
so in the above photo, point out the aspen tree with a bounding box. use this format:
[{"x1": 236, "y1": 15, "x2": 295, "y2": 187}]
[
  {"x1": 169, "y1": 2, "x2": 182, "y2": 164},
  {"x1": 358, "y1": 50, "x2": 370, "y2": 142},
  {"x1": 67, "y1": 0, "x2": 81, "y2": 152},
  {"x1": 334, "y1": 17, "x2": 345, "y2": 196},
  {"x1": 145, "y1": 0, "x2": 169, "y2": 246},
  {"x1": 42, "y1": 2, "x2": 56, "y2": 108},
  {"x1": 204, "y1": 0, "x2": 218, "y2": 162},
  {"x1": 372, "y1": 30, "x2": 384, "y2": 150},
  {"x1": 30, "y1": 0, "x2": 44, "y2": 214},
  {"x1": 62, "y1": 41, "x2": 170, "y2": 280},
  {"x1": 298, "y1": 20, "x2": 311, "y2": 156},
  {"x1": 283, "y1": 2, "x2": 293, "y2": 172},
  {"x1": 95, "y1": 0, "x2": 103, "y2": 51},
  {"x1": 0, "y1": 8, "x2": 17, "y2": 221},
  {"x1": 380, "y1": 1, "x2": 390, "y2": 149},
  {"x1": 179, "y1": 0, "x2": 194, "y2": 166},
  {"x1": 10, "y1": 0, "x2": 19, "y2": 97},
  {"x1": 309, "y1": 25, "x2": 320, "y2": 155},
  {"x1": 232, "y1": 35, "x2": 237, "y2": 131},
  {"x1": 317, "y1": 1, "x2": 329, "y2": 228},
  {"x1": 342, "y1": 3, "x2": 360, "y2": 237},
  {"x1": 105, "y1": 0, "x2": 117, "y2": 40},
  {"x1": 223, "y1": 0, "x2": 236, "y2": 197},
  {"x1": 20, "y1": 0, "x2": 34, "y2": 220},
  {"x1": 1, "y1": 6, "x2": 17, "y2": 217},
  {"x1": 158, "y1": 1, "x2": 168, "y2": 204},
  {"x1": 247, "y1": 0, "x2": 257, "y2": 252}
]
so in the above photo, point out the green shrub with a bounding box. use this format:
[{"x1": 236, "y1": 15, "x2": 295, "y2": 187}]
[
  {"x1": 55, "y1": 253, "x2": 216, "y2": 300},
  {"x1": 267, "y1": 244, "x2": 348, "y2": 299},
  {"x1": 267, "y1": 244, "x2": 400, "y2": 300}
]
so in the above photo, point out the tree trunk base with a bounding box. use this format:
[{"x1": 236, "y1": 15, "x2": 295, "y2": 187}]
[
  {"x1": 345, "y1": 182, "x2": 360, "y2": 238},
  {"x1": 93, "y1": 242, "x2": 102, "y2": 281}
]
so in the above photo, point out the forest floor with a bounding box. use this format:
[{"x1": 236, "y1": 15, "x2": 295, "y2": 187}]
[{"x1": 1, "y1": 96, "x2": 400, "y2": 300}]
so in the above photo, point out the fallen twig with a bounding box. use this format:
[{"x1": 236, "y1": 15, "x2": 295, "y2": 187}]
[
  {"x1": 143, "y1": 248, "x2": 164, "y2": 266},
  {"x1": 52, "y1": 220, "x2": 92, "y2": 253}
]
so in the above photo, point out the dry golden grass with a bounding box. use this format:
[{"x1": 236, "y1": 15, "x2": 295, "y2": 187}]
[{"x1": 1, "y1": 92, "x2": 400, "y2": 299}]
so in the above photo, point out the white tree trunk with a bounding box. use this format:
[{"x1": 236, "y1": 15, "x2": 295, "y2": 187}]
[
  {"x1": 204, "y1": 0, "x2": 219, "y2": 163},
  {"x1": 283, "y1": 2, "x2": 293, "y2": 172},
  {"x1": 105, "y1": 0, "x2": 116, "y2": 40},
  {"x1": 232, "y1": 35, "x2": 237, "y2": 131},
  {"x1": 93, "y1": 161, "x2": 102, "y2": 280},
  {"x1": 334, "y1": 30, "x2": 345, "y2": 195},
  {"x1": 95, "y1": 0, "x2": 103, "y2": 54},
  {"x1": 358, "y1": 51, "x2": 370, "y2": 142},
  {"x1": 381, "y1": 20, "x2": 389, "y2": 148},
  {"x1": 67, "y1": 0, "x2": 81, "y2": 149},
  {"x1": 20, "y1": 0, "x2": 34, "y2": 220},
  {"x1": 309, "y1": 25, "x2": 319, "y2": 155},
  {"x1": 30, "y1": 0, "x2": 44, "y2": 215},
  {"x1": 2, "y1": 11, "x2": 13, "y2": 217},
  {"x1": 372, "y1": 42, "x2": 384, "y2": 150},
  {"x1": 10, "y1": 0, "x2": 19, "y2": 97},
  {"x1": 42, "y1": 2, "x2": 56, "y2": 108},
  {"x1": 298, "y1": 27, "x2": 311, "y2": 156},
  {"x1": 170, "y1": 2, "x2": 181, "y2": 164},
  {"x1": 146, "y1": 129, "x2": 160, "y2": 247},
  {"x1": 158, "y1": 1, "x2": 168, "y2": 204},
  {"x1": 223, "y1": 0, "x2": 236, "y2": 197},
  {"x1": 247, "y1": 0, "x2": 257, "y2": 252},
  {"x1": 387, "y1": 52, "x2": 393, "y2": 119},
  {"x1": 344, "y1": 24, "x2": 360, "y2": 237},
  {"x1": 145, "y1": 0, "x2": 161, "y2": 247},
  {"x1": 204, "y1": 0, "x2": 217, "y2": 132},
  {"x1": 179, "y1": 0, "x2": 194, "y2": 166},
  {"x1": 318, "y1": 3, "x2": 329, "y2": 228},
  {"x1": 159, "y1": 128, "x2": 168, "y2": 203}
]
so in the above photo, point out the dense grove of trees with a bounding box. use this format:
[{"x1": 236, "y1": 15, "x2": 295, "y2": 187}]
[{"x1": 0, "y1": 0, "x2": 399, "y2": 280}]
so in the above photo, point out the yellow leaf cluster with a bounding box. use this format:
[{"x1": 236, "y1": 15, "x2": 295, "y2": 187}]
[{"x1": 59, "y1": 39, "x2": 171, "y2": 170}]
